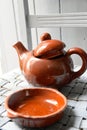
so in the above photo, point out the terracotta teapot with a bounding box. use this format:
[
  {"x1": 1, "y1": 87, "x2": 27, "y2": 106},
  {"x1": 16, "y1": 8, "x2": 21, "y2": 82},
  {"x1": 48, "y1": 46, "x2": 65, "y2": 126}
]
[{"x1": 13, "y1": 32, "x2": 87, "y2": 88}]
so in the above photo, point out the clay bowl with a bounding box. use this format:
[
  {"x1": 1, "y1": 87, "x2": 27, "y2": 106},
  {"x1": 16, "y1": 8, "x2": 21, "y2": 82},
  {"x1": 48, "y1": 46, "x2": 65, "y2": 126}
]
[{"x1": 5, "y1": 87, "x2": 67, "y2": 128}]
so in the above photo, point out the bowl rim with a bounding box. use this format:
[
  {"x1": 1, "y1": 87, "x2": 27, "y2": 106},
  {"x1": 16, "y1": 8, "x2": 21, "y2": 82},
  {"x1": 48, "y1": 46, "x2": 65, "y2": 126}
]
[{"x1": 5, "y1": 87, "x2": 67, "y2": 119}]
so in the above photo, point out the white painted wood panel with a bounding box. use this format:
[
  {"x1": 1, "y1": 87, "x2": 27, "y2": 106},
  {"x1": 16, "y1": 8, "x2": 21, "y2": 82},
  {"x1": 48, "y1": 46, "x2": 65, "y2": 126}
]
[
  {"x1": 0, "y1": 0, "x2": 19, "y2": 73},
  {"x1": 61, "y1": 0, "x2": 87, "y2": 13},
  {"x1": 61, "y1": 27, "x2": 87, "y2": 65},
  {"x1": 61, "y1": 28, "x2": 87, "y2": 51},
  {"x1": 35, "y1": 0, "x2": 59, "y2": 15}
]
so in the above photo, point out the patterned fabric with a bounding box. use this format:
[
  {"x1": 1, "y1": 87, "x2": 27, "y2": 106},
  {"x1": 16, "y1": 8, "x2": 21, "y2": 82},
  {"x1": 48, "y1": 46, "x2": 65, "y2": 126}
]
[{"x1": 0, "y1": 67, "x2": 87, "y2": 130}]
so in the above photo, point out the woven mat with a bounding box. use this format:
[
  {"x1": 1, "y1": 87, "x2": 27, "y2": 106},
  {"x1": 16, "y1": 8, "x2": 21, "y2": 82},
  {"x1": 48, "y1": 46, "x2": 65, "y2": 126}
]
[{"x1": 0, "y1": 68, "x2": 87, "y2": 130}]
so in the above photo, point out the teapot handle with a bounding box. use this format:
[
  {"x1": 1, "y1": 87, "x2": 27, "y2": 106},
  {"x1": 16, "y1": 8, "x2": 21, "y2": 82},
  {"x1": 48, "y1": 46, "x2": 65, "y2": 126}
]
[{"x1": 66, "y1": 47, "x2": 87, "y2": 80}]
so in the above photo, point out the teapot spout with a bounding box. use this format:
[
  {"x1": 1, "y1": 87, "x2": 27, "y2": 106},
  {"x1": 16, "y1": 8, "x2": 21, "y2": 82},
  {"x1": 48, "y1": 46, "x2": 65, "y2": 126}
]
[
  {"x1": 13, "y1": 41, "x2": 28, "y2": 70},
  {"x1": 13, "y1": 41, "x2": 28, "y2": 55}
]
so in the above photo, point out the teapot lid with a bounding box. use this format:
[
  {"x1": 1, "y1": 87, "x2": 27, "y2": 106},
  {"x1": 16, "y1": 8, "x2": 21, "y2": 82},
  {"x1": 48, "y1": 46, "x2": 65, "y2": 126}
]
[{"x1": 33, "y1": 33, "x2": 66, "y2": 59}]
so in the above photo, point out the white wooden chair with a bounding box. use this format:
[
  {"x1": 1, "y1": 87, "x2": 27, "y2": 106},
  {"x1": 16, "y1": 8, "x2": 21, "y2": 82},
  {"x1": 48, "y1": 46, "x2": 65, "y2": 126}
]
[{"x1": 22, "y1": 0, "x2": 87, "y2": 66}]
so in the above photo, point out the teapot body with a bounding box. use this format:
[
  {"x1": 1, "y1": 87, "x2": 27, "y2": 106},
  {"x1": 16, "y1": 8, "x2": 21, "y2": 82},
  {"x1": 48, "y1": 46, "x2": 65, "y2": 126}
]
[
  {"x1": 13, "y1": 33, "x2": 87, "y2": 89},
  {"x1": 22, "y1": 51, "x2": 73, "y2": 88}
]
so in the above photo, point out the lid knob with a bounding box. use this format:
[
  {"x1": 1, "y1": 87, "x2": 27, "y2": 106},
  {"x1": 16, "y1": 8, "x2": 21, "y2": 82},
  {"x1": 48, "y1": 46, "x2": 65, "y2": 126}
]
[{"x1": 40, "y1": 32, "x2": 51, "y2": 41}]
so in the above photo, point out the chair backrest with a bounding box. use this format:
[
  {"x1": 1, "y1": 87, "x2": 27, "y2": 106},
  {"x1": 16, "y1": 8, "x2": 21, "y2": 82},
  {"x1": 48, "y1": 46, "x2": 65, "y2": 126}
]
[{"x1": 23, "y1": 0, "x2": 87, "y2": 65}]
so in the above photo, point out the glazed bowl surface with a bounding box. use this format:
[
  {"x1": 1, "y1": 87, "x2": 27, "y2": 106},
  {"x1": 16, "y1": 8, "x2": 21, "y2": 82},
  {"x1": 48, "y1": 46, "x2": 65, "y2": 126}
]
[{"x1": 5, "y1": 87, "x2": 67, "y2": 128}]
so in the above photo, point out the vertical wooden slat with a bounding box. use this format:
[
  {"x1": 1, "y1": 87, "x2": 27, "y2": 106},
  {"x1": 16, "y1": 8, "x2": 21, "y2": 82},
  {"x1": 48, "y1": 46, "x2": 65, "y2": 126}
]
[
  {"x1": 13, "y1": 0, "x2": 28, "y2": 47},
  {"x1": 59, "y1": 0, "x2": 62, "y2": 40},
  {"x1": 28, "y1": 0, "x2": 38, "y2": 48},
  {"x1": 23, "y1": 0, "x2": 32, "y2": 49},
  {"x1": 33, "y1": 0, "x2": 39, "y2": 45}
]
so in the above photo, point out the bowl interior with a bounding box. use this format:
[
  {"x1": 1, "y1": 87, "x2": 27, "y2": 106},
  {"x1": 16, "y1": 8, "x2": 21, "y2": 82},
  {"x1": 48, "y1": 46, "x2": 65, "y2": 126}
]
[{"x1": 7, "y1": 88, "x2": 67, "y2": 117}]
